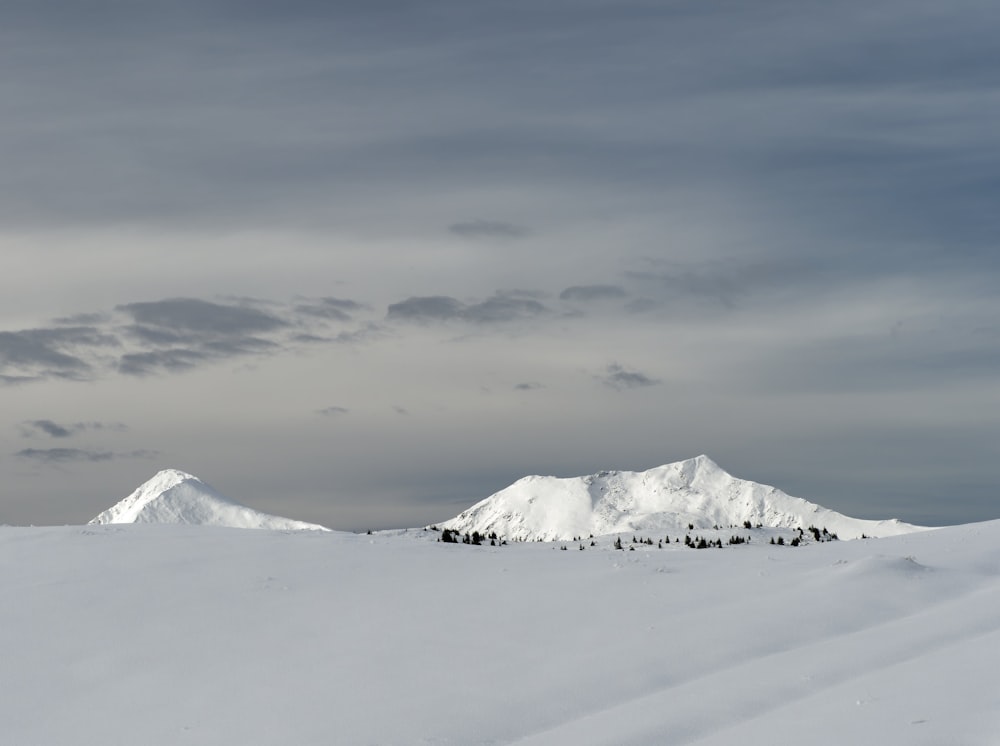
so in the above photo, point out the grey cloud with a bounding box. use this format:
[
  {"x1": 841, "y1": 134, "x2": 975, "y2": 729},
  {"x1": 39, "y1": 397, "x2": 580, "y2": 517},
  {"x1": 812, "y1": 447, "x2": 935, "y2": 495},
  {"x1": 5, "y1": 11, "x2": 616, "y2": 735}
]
[
  {"x1": 319, "y1": 297, "x2": 364, "y2": 311},
  {"x1": 115, "y1": 298, "x2": 291, "y2": 375},
  {"x1": 22, "y1": 420, "x2": 74, "y2": 438},
  {"x1": 449, "y1": 220, "x2": 528, "y2": 239},
  {"x1": 19, "y1": 420, "x2": 130, "y2": 438},
  {"x1": 0, "y1": 0, "x2": 995, "y2": 292},
  {"x1": 626, "y1": 257, "x2": 827, "y2": 310},
  {"x1": 746, "y1": 332, "x2": 1000, "y2": 396},
  {"x1": 387, "y1": 294, "x2": 548, "y2": 324},
  {"x1": 294, "y1": 297, "x2": 365, "y2": 322},
  {"x1": 202, "y1": 337, "x2": 278, "y2": 356},
  {"x1": 117, "y1": 298, "x2": 287, "y2": 336},
  {"x1": 0, "y1": 374, "x2": 39, "y2": 385},
  {"x1": 118, "y1": 349, "x2": 209, "y2": 376},
  {"x1": 514, "y1": 382, "x2": 544, "y2": 391},
  {"x1": 52, "y1": 313, "x2": 108, "y2": 326},
  {"x1": 17, "y1": 419, "x2": 126, "y2": 439},
  {"x1": 6, "y1": 294, "x2": 380, "y2": 384},
  {"x1": 559, "y1": 285, "x2": 627, "y2": 302},
  {"x1": 332, "y1": 324, "x2": 385, "y2": 345},
  {"x1": 292, "y1": 333, "x2": 330, "y2": 343},
  {"x1": 599, "y1": 363, "x2": 660, "y2": 390},
  {"x1": 295, "y1": 305, "x2": 349, "y2": 322},
  {"x1": 123, "y1": 325, "x2": 188, "y2": 345},
  {"x1": 318, "y1": 406, "x2": 349, "y2": 416},
  {"x1": 0, "y1": 327, "x2": 118, "y2": 383},
  {"x1": 15, "y1": 448, "x2": 157, "y2": 464},
  {"x1": 387, "y1": 296, "x2": 465, "y2": 323},
  {"x1": 392, "y1": 405, "x2": 410, "y2": 416},
  {"x1": 497, "y1": 289, "x2": 548, "y2": 300},
  {"x1": 625, "y1": 298, "x2": 657, "y2": 314},
  {"x1": 462, "y1": 296, "x2": 547, "y2": 323}
]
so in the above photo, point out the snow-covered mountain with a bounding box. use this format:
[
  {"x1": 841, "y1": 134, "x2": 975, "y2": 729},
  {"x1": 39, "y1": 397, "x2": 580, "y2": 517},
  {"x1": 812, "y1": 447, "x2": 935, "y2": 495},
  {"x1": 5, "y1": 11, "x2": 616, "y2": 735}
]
[
  {"x1": 89, "y1": 469, "x2": 329, "y2": 530},
  {"x1": 441, "y1": 455, "x2": 924, "y2": 541}
]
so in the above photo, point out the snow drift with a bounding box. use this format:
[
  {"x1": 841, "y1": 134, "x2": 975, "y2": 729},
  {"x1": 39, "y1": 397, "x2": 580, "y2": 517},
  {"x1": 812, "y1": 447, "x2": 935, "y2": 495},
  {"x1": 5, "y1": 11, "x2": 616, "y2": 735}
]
[
  {"x1": 441, "y1": 455, "x2": 924, "y2": 541},
  {"x1": 89, "y1": 469, "x2": 329, "y2": 530}
]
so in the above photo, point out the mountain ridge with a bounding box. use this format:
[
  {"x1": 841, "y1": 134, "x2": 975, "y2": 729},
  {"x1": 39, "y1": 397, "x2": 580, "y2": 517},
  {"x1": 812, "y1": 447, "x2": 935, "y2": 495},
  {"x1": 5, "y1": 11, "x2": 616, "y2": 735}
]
[{"x1": 439, "y1": 455, "x2": 926, "y2": 541}]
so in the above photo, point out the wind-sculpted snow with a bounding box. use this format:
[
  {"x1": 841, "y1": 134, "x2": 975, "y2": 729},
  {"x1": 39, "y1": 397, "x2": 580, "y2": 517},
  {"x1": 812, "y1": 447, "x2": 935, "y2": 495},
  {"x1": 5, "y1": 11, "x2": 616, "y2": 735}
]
[
  {"x1": 89, "y1": 468, "x2": 328, "y2": 530},
  {"x1": 442, "y1": 455, "x2": 925, "y2": 541}
]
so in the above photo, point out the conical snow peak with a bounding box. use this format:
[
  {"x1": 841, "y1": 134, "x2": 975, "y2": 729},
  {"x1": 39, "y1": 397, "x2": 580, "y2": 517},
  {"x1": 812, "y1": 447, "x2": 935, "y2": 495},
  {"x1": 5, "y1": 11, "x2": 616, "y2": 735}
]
[{"x1": 90, "y1": 469, "x2": 328, "y2": 531}]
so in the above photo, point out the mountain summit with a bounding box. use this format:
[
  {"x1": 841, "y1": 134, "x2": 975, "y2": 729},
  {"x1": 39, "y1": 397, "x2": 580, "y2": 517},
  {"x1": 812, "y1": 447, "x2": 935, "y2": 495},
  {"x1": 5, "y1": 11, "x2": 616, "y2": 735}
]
[
  {"x1": 90, "y1": 469, "x2": 329, "y2": 530},
  {"x1": 441, "y1": 455, "x2": 924, "y2": 541}
]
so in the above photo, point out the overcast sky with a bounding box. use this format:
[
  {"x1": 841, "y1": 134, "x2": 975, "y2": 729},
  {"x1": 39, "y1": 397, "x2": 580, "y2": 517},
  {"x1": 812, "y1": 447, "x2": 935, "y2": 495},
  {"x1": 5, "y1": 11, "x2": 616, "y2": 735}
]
[{"x1": 2, "y1": 0, "x2": 998, "y2": 529}]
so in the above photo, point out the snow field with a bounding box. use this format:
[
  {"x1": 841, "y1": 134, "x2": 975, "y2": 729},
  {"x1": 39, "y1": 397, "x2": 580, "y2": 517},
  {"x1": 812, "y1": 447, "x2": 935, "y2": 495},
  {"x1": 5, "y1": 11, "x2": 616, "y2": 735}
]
[{"x1": 3, "y1": 520, "x2": 999, "y2": 744}]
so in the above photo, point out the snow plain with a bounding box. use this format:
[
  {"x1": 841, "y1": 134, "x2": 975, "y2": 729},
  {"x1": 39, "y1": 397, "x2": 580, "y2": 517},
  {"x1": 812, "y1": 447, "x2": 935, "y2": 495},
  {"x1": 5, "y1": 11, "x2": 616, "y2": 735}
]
[{"x1": 4, "y1": 518, "x2": 999, "y2": 745}]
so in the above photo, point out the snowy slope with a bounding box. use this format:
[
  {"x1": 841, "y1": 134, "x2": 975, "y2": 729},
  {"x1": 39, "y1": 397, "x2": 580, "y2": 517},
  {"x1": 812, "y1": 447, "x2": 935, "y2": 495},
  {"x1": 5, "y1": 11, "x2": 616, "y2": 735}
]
[
  {"x1": 2, "y1": 519, "x2": 999, "y2": 745},
  {"x1": 89, "y1": 469, "x2": 328, "y2": 530},
  {"x1": 442, "y1": 455, "x2": 923, "y2": 540}
]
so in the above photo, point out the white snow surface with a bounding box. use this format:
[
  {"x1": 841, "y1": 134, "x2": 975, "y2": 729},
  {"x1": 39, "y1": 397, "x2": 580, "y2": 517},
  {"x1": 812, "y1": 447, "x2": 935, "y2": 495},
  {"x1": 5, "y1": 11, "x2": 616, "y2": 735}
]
[
  {"x1": 442, "y1": 455, "x2": 924, "y2": 540},
  {"x1": 4, "y1": 518, "x2": 1000, "y2": 745},
  {"x1": 88, "y1": 468, "x2": 329, "y2": 530}
]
